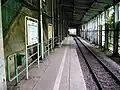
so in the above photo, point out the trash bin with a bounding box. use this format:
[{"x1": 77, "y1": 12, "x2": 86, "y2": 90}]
[{"x1": 16, "y1": 54, "x2": 25, "y2": 66}]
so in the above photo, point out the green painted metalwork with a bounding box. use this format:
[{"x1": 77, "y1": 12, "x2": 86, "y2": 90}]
[
  {"x1": 2, "y1": 0, "x2": 22, "y2": 37},
  {"x1": 6, "y1": 52, "x2": 24, "y2": 85},
  {"x1": 16, "y1": 54, "x2": 25, "y2": 67},
  {"x1": 14, "y1": 54, "x2": 19, "y2": 85}
]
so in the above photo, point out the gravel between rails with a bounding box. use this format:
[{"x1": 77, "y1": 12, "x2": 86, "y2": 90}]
[
  {"x1": 75, "y1": 42, "x2": 99, "y2": 90},
  {"x1": 79, "y1": 37, "x2": 120, "y2": 84},
  {"x1": 75, "y1": 37, "x2": 120, "y2": 90}
]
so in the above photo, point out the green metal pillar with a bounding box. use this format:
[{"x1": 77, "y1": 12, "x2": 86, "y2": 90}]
[
  {"x1": 113, "y1": 3, "x2": 119, "y2": 56},
  {"x1": 56, "y1": 0, "x2": 59, "y2": 40},
  {"x1": 14, "y1": 55, "x2": 18, "y2": 85},
  {"x1": 104, "y1": 10, "x2": 109, "y2": 51},
  {"x1": 59, "y1": 5, "x2": 62, "y2": 43},
  {"x1": 99, "y1": 14, "x2": 102, "y2": 47},
  {"x1": 62, "y1": 6, "x2": 64, "y2": 40},
  {"x1": 52, "y1": 0, "x2": 54, "y2": 50},
  {"x1": 96, "y1": 16, "x2": 99, "y2": 45}
]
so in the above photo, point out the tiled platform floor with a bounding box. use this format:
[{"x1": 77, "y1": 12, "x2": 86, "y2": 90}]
[{"x1": 19, "y1": 37, "x2": 86, "y2": 90}]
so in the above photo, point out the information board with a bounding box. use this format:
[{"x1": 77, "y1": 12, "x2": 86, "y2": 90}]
[
  {"x1": 48, "y1": 24, "x2": 53, "y2": 39},
  {"x1": 26, "y1": 18, "x2": 38, "y2": 46}
]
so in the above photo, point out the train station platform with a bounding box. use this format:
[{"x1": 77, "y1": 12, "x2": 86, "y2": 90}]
[{"x1": 19, "y1": 37, "x2": 87, "y2": 90}]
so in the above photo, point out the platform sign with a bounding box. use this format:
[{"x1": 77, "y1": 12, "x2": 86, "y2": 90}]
[
  {"x1": 48, "y1": 24, "x2": 53, "y2": 39},
  {"x1": 26, "y1": 17, "x2": 38, "y2": 46},
  {"x1": 25, "y1": 16, "x2": 40, "y2": 80}
]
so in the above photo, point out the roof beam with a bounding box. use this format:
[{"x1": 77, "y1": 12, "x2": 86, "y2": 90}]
[
  {"x1": 61, "y1": 3, "x2": 89, "y2": 9},
  {"x1": 96, "y1": 1, "x2": 113, "y2": 4},
  {"x1": 79, "y1": 1, "x2": 95, "y2": 22}
]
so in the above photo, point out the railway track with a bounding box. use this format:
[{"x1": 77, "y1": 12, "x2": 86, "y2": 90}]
[{"x1": 74, "y1": 36, "x2": 120, "y2": 90}]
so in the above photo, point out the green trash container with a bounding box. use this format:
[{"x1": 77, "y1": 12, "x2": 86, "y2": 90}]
[{"x1": 16, "y1": 54, "x2": 25, "y2": 67}]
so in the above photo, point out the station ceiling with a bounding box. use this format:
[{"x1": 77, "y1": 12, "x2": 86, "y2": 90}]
[{"x1": 59, "y1": 0, "x2": 117, "y2": 27}]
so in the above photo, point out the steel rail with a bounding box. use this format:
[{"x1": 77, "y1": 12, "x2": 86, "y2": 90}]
[
  {"x1": 76, "y1": 37, "x2": 120, "y2": 85},
  {"x1": 73, "y1": 37, "x2": 103, "y2": 90}
]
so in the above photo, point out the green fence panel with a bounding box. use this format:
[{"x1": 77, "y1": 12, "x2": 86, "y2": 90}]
[{"x1": 2, "y1": 0, "x2": 22, "y2": 37}]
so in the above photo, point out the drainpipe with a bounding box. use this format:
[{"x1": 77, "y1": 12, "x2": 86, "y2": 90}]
[{"x1": 40, "y1": 0, "x2": 44, "y2": 59}]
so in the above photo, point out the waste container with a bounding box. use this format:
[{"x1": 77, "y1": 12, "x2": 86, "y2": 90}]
[{"x1": 16, "y1": 54, "x2": 25, "y2": 66}]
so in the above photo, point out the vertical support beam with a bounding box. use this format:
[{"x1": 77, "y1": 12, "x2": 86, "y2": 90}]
[
  {"x1": 0, "y1": 0, "x2": 7, "y2": 89},
  {"x1": 92, "y1": 20, "x2": 94, "y2": 43},
  {"x1": 113, "y1": 3, "x2": 119, "y2": 56},
  {"x1": 104, "y1": 23, "x2": 109, "y2": 50},
  {"x1": 99, "y1": 15, "x2": 102, "y2": 47},
  {"x1": 58, "y1": 4, "x2": 60, "y2": 44},
  {"x1": 40, "y1": 0, "x2": 44, "y2": 59},
  {"x1": 96, "y1": 17, "x2": 99, "y2": 45},
  {"x1": 38, "y1": 0, "x2": 41, "y2": 66},
  {"x1": 25, "y1": 17, "x2": 28, "y2": 80},
  {"x1": 76, "y1": 27, "x2": 80, "y2": 36},
  {"x1": 59, "y1": 5, "x2": 62, "y2": 43},
  {"x1": 88, "y1": 23, "x2": 90, "y2": 41},
  {"x1": 58, "y1": 9, "x2": 60, "y2": 44},
  {"x1": 83, "y1": 25, "x2": 85, "y2": 39},
  {"x1": 52, "y1": 0, "x2": 54, "y2": 51},
  {"x1": 37, "y1": 42, "x2": 40, "y2": 67},
  {"x1": 104, "y1": 10, "x2": 109, "y2": 51},
  {"x1": 56, "y1": 0, "x2": 59, "y2": 39},
  {"x1": 62, "y1": 6, "x2": 64, "y2": 40},
  {"x1": 87, "y1": 23, "x2": 88, "y2": 40},
  {"x1": 93, "y1": 19, "x2": 95, "y2": 44}
]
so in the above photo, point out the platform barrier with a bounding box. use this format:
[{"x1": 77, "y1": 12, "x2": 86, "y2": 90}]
[{"x1": 6, "y1": 37, "x2": 60, "y2": 85}]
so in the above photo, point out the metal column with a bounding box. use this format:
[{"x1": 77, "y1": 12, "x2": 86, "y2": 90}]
[
  {"x1": 104, "y1": 23, "x2": 109, "y2": 51},
  {"x1": 0, "y1": 0, "x2": 7, "y2": 89},
  {"x1": 113, "y1": 4, "x2": 119, "y2": 56},
  {"x1": 104, "y1": 10, "x2": 109, "y2": 51},
  {"x1": 99, "y1": 15, "x2": 102, "y2": 47},
  {"x1": 56, "y1": 0, "x2": 59, "y2": 40},
  {"x1": 96, "y1": 16, "x2": 99, "y2": 45},
  {"x1": 60, "y1": 6, "x2": 63, "y2": 42},
  {"x1": 59, "y1": 5, "x2": 62, "y2": 43},
  {"x1": 62, "y1": 6, "x2": 64, "y2": 40},
  {"x1": 52, "y1": 0, "x2": 54, "y2": 50},
  {"x1": 40, "y1": 0, "x2": 44, "y2": 59},
  {"x1": 76, "y1": 27, "x2": 80, "y2": 36}
]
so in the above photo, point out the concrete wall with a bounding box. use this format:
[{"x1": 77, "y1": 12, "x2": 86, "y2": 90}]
[
  {"x1": 4, "y1": 7, "x2": 38, "y2": 58},
  {"x1": 0, "y1": 0, "x2": 7, "y2": 89},
  {"x1": 3, "y1": 7, "x2": 38, "y2": 78}
]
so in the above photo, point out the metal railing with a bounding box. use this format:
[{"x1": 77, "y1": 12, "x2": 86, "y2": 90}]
[
  {"x1": 6, "y1": 43, "x2": 41, "y2": 84},
  {"x1": 6, "y1": 37, "x2": 60, "y2": 85},
  {"x1": 44, "y1": 37, "x2": 60, "y2": 57}
]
